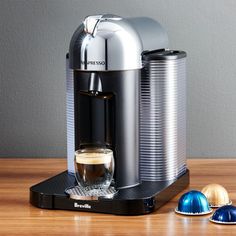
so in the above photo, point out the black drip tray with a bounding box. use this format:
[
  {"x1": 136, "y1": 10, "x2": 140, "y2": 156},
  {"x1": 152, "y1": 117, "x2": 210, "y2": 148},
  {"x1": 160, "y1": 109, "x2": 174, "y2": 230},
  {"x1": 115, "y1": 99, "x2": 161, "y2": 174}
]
[{"x1": 30, "y1": 170, "x2": 189, "y2": 215}]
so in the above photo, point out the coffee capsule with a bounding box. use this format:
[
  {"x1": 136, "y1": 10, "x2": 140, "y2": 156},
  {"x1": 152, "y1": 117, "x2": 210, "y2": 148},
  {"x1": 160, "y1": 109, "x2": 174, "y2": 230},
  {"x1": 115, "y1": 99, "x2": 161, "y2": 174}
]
[
  {"x1": 175, "y1": 190, "x2": 212, "y2": 215},
  {"x1": 210, "y1": 205, "x2": 236, "y2": 224},
  {"x1": 201, "y1": 184, "x2": 232, "y2": 207}
]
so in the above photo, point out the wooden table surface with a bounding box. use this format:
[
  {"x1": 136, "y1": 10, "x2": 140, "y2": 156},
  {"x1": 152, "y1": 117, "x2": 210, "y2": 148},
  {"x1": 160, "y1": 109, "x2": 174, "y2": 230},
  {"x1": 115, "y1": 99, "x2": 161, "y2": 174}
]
[{"x1": 0, "y1": 158, "x2": 236, "y2": 235}]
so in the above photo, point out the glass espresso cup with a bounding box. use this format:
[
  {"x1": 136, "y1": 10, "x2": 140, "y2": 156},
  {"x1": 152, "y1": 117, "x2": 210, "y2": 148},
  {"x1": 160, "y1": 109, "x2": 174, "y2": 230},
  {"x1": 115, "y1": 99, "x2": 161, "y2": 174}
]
[{"x1": 74, "y1": 148, "x2": 114, "y2": 191}]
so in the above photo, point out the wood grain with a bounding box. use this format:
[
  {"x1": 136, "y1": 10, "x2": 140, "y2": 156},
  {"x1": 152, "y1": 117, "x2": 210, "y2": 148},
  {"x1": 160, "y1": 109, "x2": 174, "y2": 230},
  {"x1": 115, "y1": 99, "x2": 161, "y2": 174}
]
[{"x1": 0, "y1": 158, "x2": 236, "y2": 236}]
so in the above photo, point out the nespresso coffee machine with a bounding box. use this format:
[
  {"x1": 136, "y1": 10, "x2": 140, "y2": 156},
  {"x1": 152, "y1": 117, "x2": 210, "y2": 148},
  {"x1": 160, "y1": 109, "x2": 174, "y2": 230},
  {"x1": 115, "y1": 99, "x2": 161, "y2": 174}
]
[{"x1": 30, "y1": 14, "x2": 189, "y2": 215}]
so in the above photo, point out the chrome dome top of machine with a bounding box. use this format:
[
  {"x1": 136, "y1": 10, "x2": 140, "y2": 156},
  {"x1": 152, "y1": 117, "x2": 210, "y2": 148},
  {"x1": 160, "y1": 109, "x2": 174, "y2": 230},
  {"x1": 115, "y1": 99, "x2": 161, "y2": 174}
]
[{"x1": 69, "y1": 14, "x2": 168, "y2": 71}]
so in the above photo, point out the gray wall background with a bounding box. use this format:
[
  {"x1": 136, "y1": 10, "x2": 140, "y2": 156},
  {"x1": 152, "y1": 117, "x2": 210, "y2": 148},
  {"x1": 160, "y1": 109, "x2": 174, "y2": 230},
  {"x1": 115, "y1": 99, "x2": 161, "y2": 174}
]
[{"x1": 1, "y1": 0, "x2": 236, "y2": 158}]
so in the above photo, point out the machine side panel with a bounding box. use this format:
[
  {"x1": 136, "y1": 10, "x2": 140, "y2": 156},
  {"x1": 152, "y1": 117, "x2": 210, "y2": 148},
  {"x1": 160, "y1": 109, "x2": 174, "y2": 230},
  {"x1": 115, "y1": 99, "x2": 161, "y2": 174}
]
[
  {"x1": 66, "y1": 55, "x2": 75, "y2": 174},
  {"x1": 140, "y1": 51, "x2": 187, "y2": 181}
]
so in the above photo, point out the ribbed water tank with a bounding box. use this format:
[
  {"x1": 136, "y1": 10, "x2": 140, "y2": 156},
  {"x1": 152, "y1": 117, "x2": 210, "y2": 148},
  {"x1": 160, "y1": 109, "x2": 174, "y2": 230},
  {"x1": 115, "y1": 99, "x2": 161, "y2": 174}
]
[{"x1": 140, "y1": 50, "x2": 187, "y2": 181}]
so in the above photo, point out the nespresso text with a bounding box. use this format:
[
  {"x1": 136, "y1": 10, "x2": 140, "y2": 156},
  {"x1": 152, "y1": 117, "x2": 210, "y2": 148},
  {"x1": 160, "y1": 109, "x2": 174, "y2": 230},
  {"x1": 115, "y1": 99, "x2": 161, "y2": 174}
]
[{"x1": 81, "y1": 61, "x2": 106, "y2": 65}]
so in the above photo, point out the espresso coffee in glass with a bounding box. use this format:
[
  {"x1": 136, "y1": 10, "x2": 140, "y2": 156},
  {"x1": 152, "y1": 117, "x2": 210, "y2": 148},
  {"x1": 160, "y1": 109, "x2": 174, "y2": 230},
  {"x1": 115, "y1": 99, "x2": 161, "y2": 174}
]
[{"x1": 74, "y1": 148, "x2": 114, "y2": 191}]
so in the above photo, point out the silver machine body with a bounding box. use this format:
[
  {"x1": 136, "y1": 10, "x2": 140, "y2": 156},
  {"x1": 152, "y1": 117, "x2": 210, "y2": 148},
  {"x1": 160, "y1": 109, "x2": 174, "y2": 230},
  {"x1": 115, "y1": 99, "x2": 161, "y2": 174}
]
[
  {"x1": 66, "y1": 14, "x2": 187, "y2": 183},
  {"x1": 30, "y1": 14, "x2": 189, "y2": 215}
]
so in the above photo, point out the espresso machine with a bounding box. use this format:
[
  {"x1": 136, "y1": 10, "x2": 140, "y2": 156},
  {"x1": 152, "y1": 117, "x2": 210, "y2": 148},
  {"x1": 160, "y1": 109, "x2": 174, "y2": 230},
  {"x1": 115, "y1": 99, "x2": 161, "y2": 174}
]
[{"x1": 30, "y1": 14, "x2": 189, "y2": 215}]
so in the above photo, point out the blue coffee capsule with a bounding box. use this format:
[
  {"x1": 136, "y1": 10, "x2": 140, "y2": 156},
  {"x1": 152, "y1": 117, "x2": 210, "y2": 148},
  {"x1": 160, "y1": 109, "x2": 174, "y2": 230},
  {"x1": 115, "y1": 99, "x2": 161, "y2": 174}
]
[
  {"x1": 175, "y1": 190, "x2": 212, "y2": 215},
  {"x1": 210, "y1": 205, "x2": 236, "y2": 224}
]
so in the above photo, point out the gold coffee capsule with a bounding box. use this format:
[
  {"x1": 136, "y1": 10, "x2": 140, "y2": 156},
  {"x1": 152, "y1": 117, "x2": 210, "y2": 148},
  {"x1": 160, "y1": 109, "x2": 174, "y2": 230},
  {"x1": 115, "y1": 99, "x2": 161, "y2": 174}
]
[{"x1": 201, "y1": 184, "x2": 232, "y2": 207}]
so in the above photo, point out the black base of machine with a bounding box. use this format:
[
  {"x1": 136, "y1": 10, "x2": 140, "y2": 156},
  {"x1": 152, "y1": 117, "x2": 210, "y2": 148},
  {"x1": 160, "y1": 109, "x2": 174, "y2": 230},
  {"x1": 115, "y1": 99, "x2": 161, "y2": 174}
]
[{"x1": 30, "y1": 170, "x2": 189, "y2": 215}]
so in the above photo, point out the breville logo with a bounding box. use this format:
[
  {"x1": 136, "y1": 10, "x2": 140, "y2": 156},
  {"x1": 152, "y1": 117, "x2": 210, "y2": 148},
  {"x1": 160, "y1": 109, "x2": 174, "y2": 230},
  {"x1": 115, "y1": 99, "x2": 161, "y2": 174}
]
[
  {"x1": 81, "y1": 61, "x2": 105, "y2": 66},
  {"x1": 74, "y1": 203, "x2": 91, "y2": 209}
]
